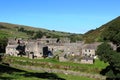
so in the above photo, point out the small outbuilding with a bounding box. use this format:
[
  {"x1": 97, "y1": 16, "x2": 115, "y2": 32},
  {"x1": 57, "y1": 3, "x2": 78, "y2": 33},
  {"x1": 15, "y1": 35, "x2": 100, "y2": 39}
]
[{"x1": 81, "y1": 57, "x2": 94, "y2": 64}]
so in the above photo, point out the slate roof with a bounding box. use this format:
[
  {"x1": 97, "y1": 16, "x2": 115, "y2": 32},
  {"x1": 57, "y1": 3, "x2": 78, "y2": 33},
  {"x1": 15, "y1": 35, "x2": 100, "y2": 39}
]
[
  {"x1": 6, "y1": 44, "x2": 18, "y2": 48},
  {"x1": 82, "y1": 42, "x2": 102, "y2": 50}
]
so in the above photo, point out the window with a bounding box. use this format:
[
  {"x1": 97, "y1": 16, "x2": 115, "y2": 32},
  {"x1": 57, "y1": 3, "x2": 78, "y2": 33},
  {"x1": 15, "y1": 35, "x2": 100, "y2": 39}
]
[
  {"x1": 40, "y1": 53, "x2": 42, "y2": 54},
  {"x1": 89, "y1": 50, "x2": 90, "y2": 52},
  {"x1": 46, "y1": 40, "x2": 49, "y2": 43},
  {"x1": 89, "y1": 54, "x2": 91, "y2": 57}
]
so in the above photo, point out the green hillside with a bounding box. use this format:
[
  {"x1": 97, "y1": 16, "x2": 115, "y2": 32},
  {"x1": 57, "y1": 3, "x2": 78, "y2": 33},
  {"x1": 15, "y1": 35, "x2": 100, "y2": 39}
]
[
  {"x1": 0, "y1": 22, "x2": 83, "y2": 53},
  {"x1": 1, "y1": 16, "x2": 120, "y2": 43},
  {"x1": 83, "y1": 16, "x2": 120, "y2": 43},
  {"x1": 0, "y1": 22, "x2": 82, "y2": 41}
]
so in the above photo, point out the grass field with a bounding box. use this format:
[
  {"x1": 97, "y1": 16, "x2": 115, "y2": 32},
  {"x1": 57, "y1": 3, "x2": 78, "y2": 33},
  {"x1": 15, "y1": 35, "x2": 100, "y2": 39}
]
[
  {"x1": 3, "y1": 56, "x2": 108, "y2": 74},
  {"x1": 0, "y1": 64, "x2": 95, "y2": 80}
]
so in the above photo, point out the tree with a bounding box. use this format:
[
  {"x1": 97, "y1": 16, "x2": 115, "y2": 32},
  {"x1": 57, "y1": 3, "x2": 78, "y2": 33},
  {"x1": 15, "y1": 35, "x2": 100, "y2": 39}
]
[
  {"x1": 96, "y1": 42, "x2": 120, "y2": 79},
  {"x1": 18, "y1": 27, "x2": 35, "y2": 36},
  {"x1": 0, "y1": 37, "x2": 8, "y2": 53},
  {"x1": 34, "y1": 30, "x2": 43, "y2": 39},
  {"x1": 26, "y1": 30, "x2": 35, "y2": 36},
  {"x1": 18, "y1": 27, "x2": 25, "y2": 32},
  {"x1": 96, "y1": 42, "x2": 113, "y2": 62},
  {"x1": 113, "y1": 32, "x2": 120, "y2": 46},
  {"x1": 99, "y1": 18, "x2": 120, "y2": 78},
  {"x1": 102, "y1": 24, "x2": 120, "y2": 47},
  {"x1": 69, "y1": 34, "x2": 82, "y2": 42}
]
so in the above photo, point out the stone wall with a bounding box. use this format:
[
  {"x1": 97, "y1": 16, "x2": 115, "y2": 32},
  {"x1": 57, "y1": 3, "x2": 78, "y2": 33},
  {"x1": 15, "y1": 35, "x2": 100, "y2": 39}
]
[{"x1": 10, "y1": 64, "x2": 106, "y2": 80}]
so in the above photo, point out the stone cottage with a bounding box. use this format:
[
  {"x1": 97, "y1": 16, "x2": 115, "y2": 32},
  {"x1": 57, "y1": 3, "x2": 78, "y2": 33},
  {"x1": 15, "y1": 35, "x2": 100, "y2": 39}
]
[
  {"x1": 6, "y1": 38, "x2": 27, "y2": 56},
  {"x1": 82, "y1": 42, "x2": 101, "y2": 58},
  {"x1": 81, "y1": 42, "x2": 117, "y2": 64},
  {"x1": 6, "y1": 38, "x2": 19, "y2": 56},
  {"x1": 6, "y1": 44, "x2": 19, "y2": 56},
  {"x1": 59, "y1": 42, "x2": 84, "y2": 62},
  {"x1": 82, "y1": 42, "x2": 117, "y2": 58},
  {"x1": 25, "y1": 39, "x2": 56, "y2": 59},
  {"x1": 80, "y1": 42, "x2": 101, "y2": 64}
]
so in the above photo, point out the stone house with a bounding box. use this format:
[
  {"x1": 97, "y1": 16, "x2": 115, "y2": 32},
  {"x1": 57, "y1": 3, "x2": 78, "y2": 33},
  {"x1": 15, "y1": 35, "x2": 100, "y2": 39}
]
[
  {"x1": 48, "y1": 44, "x2": 65, "y2": 53},
  {"x1": 6, "y1": 38, "x2": 27, "y2": 56},
  {"x1": 6, "y1": 44, "x2": 19, "y2": 56},
  {"x1": 6, "y1": 38, "x2": 19, "y2": 56},
  {"x1": 82, "y1": 42, "x2": 101, "y2": 58},
  {"x1": 25, "y1": 40, "x2": 47, "y2": 58},
  {"x1": 81, "y1": 42, "x2": 116, "y2": 64},
  {"x1": 36, "y1": 37, "x2": 71, "y2": 58},
  {"x1": 81, "y1": 42, "x2": 102, "y2": 64},
  {"x1": 58, "y1": 42, "x2": 83, "y2": 62},
  {"x1": 63, "y1": 43, "x2": 83, "y2": 56},
  {"x1": 82, "y1": 42, "x2": 116, "y2": 58}
]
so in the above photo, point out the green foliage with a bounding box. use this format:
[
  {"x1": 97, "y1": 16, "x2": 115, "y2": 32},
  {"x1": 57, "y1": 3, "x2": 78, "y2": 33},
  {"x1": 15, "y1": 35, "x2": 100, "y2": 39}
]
[
  {"x1": 0, "y1": 37, "x2": 8, "y2": 53},
  {"x1": 0, "y1": 63, "x2": 95, "y2": 80},
  {"x1": 96, "y1": 42, "x2": 120, "y2": 78},
  {"x1": 46, "y1": 32, "x2": 61, "y2": 38},
  {"x1": 84, "y1": 16, "x2": 120, "y2": 43},
  {"x1": 105, "y1": 69, "x2": 116, "y2": 78},
  {"x1": 102, "y1": 27, "x2": 120, "y2": 45},
  {"x1": 0, "y1": 22, "x2": 80, "y2": 40},
  {"x1": 33, "y1": 30, "x2": 43, "y2": 39},
  {"x1": 0, "y1": 25, "x2": 7, "y2": 29},
  {"x1": 98, "y1": 17, "x2": 120, "y2": 78},
  {"x1": 113, "y1": 32, "x2": 120, "y2": 45},
  {"x1": 3, "y1": 56, "x2": 108, "y2": 74},
  {"x1": 18, "y1": 27, "x2": 25, "y2": 32},
  {"x1": 18, "y1": 27, "x2": 35, "y2": 36},
  {"x1": 68, "y1": 34, "x2": 82, "y2": 42},
  {"x1": 0, "y1": 72, "x2": 95, "y2": 80},
  {"x1": 96, "y1": 42, "x2": 113, "y2": 62},
  {"x1": 101, "y1": 17, "x2": 120, "y2": 45}
]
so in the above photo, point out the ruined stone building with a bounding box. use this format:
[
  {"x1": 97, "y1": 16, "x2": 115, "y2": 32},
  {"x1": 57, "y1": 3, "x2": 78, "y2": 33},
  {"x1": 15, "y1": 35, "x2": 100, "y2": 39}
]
[
  {"x1": 5, "y1": 38, "x2": 116, "y2": 64},
  {"x1": 6, "y1": 38, "x2": 27, "y2": 56},
  {"x1": 59, "y1": 42, "x2": 83, "y2": 62},
  {"x1": 5, "y1": 37, "x2": 71, "y2": 59},
  {"x1": 6, "y1": 38, "x2": 19, "y2": 56},
  {"x1": 25, "y1": 40, "x2": 45, "y2": 58}
]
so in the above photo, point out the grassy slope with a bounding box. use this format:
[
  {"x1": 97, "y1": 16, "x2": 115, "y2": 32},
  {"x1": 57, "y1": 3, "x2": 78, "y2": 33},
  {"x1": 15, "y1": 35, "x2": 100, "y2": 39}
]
[
  {"x1": 1, "y1": 16, "x2": 120, "y2": 42},
  {"x1": 0, "y1": 64, "x2": 95, "y2": 80},
  {"x1": 1, "y1": 56, "x2": 107, "y2": 79},
  {"x1": 83, "y1": 16, "x2": 120, "y2": 43},
  {"x1": 0, "y1": 22, "x2": 30, "y2": 38},
  {"x1": 0, "y1": 22, "x2": 81, "y2": 39},
  {"x1": 3, "y1": 56, "x2": 108, "y2": 74}
]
